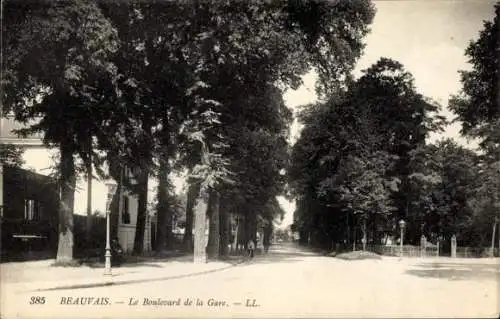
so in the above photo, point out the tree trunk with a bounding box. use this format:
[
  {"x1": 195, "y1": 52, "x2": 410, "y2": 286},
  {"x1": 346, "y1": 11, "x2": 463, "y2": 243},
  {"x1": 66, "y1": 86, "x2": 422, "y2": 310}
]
[
  {"x1": 244, "y1": 209, "x2": 257, "y2": 245},
  {"x1": 263, "y1": 221, "x2": 272, "y2": 253},
  {"x1": 109, "y1": 168, "x2": 123, "y2": 241},
  {"x1": 362, "y1": 218, "x2": 367, "y2": 251},
  {"x1": 133, "y1": 168, "x2": 149, "y2": 255},
  {"x1": 233, "y1": 217, "x2": 239, "y2": 253},
  {"x1": 219, "y1": 201, "x2": 230, "y2": 259},
  {"x1": 239, "y1": 215, "x2": 247, "y2": 249},
  {"x1": 352, "y1": 226, "x2": 356, "y2": 252},
  {"x1": 491, "y1": 218, "x2": 497, "y2": 257},
  {"x1": 156, "y1": 155, "x2": 173, "y2": 252},
  {"x1": 346, "y1": 212, "x2": 350, "y2": 247},
  {"x1": 193, "y1": 189, "x2": 208, "y2": 263},
  {"x1": 244, "y1": 210, "x2": 250, "y2": 247},
  {"x1": 498, "y1": 217, "x2": 500, "y2": 257},
  {"x1": 85, "y1": 155, "x2": 92, "y2": 246},
  {"x1": 183, "y1": 181, "x2": 200, "y2": 252},
  {"x1": 206, "y1": 189, "x2": 220, "y2": 259},
  {"x1": 351, "y1": 214, "x2": 356, "y2": 252},
  {"x1": 56, "y1": 141, "x2": 76, "y2": 263}
]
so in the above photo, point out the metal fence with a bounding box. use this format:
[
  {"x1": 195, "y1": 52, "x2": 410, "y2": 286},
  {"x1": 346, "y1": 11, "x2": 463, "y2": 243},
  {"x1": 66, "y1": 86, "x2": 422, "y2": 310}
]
[
  {"x1": 365, "y1": 244, "x2": 436, "y2": 257},
  {"x1": 455, "y1": 247, "x2": 498, "y2": 258},
  {"x1": 365, "y1": 244, "x2": 497, "y2": 258}
]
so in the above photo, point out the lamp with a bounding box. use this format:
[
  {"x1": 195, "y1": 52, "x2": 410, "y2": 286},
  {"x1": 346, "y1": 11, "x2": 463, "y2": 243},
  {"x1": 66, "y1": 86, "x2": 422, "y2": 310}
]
[
  {"x1": 398, "y1": 219, "x2": 406, "y2": 257},
  {"x1": 104, "y1": 182, "x2": 117, "y2": 276}
]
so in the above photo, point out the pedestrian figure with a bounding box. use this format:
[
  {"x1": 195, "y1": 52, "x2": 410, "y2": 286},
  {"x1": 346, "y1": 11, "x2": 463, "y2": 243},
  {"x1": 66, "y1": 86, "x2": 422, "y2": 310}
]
[
  {"x1": 263, "y1": 224, "x2": 272, "y2": 254},
  {"x1": 247, "y1": 239, "x2": 255, "y2": 258},
  {"x1": 263, "y1": 235, "x2": 270, "y2": 254},
  {"x1": 264, "y1": 243, "x2": 269, "y2": 254}
]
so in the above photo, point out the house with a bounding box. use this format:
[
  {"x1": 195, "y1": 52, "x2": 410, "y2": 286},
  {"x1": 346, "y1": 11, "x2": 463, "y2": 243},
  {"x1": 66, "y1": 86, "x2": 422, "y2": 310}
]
[
  {"x1": 106, "y1": 171, "x2": 153, "y2": 253},
  {"x1": 1, "y1": 116, "x2": 153, "y2": 258},
  {"x1": 0, "y1": 165, "x2": 59, "y2": 259}
]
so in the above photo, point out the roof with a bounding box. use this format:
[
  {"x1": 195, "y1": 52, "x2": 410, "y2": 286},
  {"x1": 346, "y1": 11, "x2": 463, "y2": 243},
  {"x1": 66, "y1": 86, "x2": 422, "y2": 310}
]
[{"x1": 0, "y1": 117, "x2": 44, "y2": 147}]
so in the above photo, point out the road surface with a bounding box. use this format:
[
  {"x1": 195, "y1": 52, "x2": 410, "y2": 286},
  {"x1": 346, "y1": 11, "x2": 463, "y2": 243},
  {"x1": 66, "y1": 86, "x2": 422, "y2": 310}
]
[{"x1": 2, "y1": 243, "x2": 498, "y2": 318}]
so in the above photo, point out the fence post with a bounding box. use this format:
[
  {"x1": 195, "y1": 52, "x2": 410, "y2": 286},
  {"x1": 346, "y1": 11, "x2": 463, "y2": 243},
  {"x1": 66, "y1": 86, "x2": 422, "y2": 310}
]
[
  {"x1": 451, "y1": 235, "x2": 457, "y2": 258},
  {"x1": 420, "y1": 235, "x2": 426, "y2": 258}
]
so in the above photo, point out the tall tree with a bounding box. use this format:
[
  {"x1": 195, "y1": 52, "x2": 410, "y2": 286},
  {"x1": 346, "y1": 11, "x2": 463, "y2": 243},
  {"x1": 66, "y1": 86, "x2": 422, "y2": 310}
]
[
  {"x1": 449, "y1": 3, "x2": 499, "y2": 144},
  {"x1": 177, "y1": 0, "x2": 375, "y2": 260},
  {"x1": 427, "y1": 140, "x2": 479, "y2": 244},
  {"x1": 290, "y1": 58, "x2": 445, "y2": 249},
  {"x1": 97, "y1": 2, "x2": 189, "y2": 255},
  {"x1": 4, "y1": 0, "x2": 376, "y2": 262},
  {"x1": 3, "y1": 1, "x2": 119, "y2": 262},
  {"x1": 406, "y1": 143, "x2": 443, "y2": 243},
  {"x1": 449, "y1": 3, "x2": 499, "y2": 254}
]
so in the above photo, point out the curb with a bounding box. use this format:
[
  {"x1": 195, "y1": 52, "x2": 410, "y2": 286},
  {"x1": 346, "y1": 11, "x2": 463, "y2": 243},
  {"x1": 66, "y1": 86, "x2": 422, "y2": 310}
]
[{"x1": 32, "y1": 258, "x2": 248, "y2": 292}]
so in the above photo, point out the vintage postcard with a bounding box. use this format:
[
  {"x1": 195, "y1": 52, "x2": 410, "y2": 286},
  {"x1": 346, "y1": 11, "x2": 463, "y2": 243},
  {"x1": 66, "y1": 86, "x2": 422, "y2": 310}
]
[{"x1": 1, "y1": 0, "x2": 499, "y2": 318}]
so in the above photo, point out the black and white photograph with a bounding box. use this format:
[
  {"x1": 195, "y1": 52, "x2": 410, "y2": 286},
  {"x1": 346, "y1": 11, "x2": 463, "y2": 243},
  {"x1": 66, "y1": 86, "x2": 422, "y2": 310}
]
[{"x1": 0, "y1": 0, "x2": 499, "y2": 318}]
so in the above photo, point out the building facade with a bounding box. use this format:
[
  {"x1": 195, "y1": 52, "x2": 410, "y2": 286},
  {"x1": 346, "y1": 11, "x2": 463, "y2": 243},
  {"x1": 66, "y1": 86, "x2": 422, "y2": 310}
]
[
  {"x1": 113, "y1": 187, "x2": 153, "y2": 253},
  {"x1": 1, "y1": 116, "x2": 152, "y2": 257},
  {"x1": 0, "y1": 165, "x2": 59, "y2": 259}
]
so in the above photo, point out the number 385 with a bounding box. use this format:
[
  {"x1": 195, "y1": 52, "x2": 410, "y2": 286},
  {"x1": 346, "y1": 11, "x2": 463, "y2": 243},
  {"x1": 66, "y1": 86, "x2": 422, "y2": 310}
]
[{"x1": 29, "y1": 296, "x2": 45, "y2": 305}]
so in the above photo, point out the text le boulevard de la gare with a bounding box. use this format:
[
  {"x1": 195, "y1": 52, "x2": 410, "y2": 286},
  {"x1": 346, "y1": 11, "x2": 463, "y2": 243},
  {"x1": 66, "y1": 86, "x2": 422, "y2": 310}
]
[
  {"x1": 129, "y1": 297, "x2": 259, "y2": 308},
  {"x1": 41, "y1": 296, "x2": 260, "y2": 308}
]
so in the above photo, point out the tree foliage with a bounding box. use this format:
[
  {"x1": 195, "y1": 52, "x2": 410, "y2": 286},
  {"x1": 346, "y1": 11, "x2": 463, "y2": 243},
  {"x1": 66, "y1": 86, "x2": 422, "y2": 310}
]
[
  {"x1": 0, "y1": 144, "x2": 25, "y2": 167},
  {"x1": 290, "y1": 58, "x2": 445, "y2": 248},
  {"x1": 448, "y1": 3, "x2": 500, "y2": 250},
  {"x1": 3, "y1": 0, "x2": 120, "y2": 262},
  {"x1": 3, "y1": 0, "x2": 376, "y2": 260},
  {"x1": 449, "y1": 3, "x2": 499, "y2": 142}
]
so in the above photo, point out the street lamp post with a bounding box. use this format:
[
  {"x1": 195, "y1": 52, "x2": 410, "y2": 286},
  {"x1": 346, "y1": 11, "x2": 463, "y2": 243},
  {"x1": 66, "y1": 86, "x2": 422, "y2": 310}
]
[
  {"x1": 104, "y1": 182, "x2": 117, "y2": 276},
  {"x1": 399, "y1": 219, "x2": 406, "y2": 257}
]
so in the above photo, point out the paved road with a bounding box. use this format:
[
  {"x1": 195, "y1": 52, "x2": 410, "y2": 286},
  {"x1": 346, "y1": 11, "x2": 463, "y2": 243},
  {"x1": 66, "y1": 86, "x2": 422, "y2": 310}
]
[{"x1": 2, "y1": 243, "x2": 498, "y2": 318}]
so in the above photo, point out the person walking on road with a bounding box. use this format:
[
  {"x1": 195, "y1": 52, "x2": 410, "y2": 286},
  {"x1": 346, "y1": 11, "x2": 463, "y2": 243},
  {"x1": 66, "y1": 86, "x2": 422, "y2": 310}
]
[
  {"x1": 263, "y1": 238, "x2": 270, "y2": 254},
  {"x1": 247, "y1": 239, "x2": 255, "y2": 258}
]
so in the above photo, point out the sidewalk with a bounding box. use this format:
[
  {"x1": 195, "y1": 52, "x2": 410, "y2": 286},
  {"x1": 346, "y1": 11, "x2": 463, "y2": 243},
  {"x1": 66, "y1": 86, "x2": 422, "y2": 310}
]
[{"x1": 1, "y1": 255, "x2": 245, "y2": 293}]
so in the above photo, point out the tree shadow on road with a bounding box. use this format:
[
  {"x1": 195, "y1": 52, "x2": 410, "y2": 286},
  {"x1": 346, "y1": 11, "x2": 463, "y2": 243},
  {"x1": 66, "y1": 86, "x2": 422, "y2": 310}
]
[
  {"x1": 32, "y1": 244, "x2": 321, "y2": 292},
  {"x1": 80, "y1": 251, "x2": 193, "y2": 268},
  {"x1": 405, "y1": 262, "x2": 499, "y2": 281},
  {"x1": 85, "y1": 261, "x2": 165, "y2": 268},
  {"x1": 36, "y1": 263, "x2": 238, "y2": 292},
  {"x1": 242, "y1": 246, "x2": 321, "y2": 265}
]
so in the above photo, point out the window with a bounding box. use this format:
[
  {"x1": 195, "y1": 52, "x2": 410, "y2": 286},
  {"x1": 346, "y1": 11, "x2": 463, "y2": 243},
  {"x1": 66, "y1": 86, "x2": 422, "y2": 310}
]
[
  {"x1": 121, "y1": 195, "x2": 130, "y2": 224},
  {"x1": 24, "y1": 199, "x2": 41, "y2": 221}
]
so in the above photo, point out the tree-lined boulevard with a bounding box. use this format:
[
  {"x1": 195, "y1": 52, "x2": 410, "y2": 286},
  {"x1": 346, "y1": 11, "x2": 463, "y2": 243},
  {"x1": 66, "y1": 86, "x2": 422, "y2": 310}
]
[
  {"x1": 3, "y1": 0, "x2": 376, "y2": 262},
  {"x1": 1, "y1": 242, "x2": 498, "y2": 318},
  {"x1": 2, "y1": 0, "x2": 499, "y2": 264},
  {"x1": 1, "y1": 1, "x2": 499, "y2": 317}
]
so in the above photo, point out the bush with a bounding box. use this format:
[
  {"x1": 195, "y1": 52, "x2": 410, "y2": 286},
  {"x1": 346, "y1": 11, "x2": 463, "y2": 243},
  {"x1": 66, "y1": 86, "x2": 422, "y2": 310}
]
[
  {"x1": 73, "y1": 215, "x2": 107, "y2": 258},
  {"x1": 335, "y1": 250, "x2": 383, "y2": 260}
]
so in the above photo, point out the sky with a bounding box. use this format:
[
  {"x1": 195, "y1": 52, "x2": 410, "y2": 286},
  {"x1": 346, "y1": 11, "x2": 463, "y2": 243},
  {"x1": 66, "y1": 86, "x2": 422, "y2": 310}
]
[
  {"x1": 278, "y1": 0, "x2": 497, "y2": 228},
  {"x1": 21, "y1": 0, "x2": 497, "y2": 228}
]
